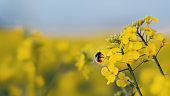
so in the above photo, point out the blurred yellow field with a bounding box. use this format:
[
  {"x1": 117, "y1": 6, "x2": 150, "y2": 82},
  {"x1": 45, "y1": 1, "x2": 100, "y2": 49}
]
[{"x1": 0, "y1": 18, "x2": 170, "y2": 96}]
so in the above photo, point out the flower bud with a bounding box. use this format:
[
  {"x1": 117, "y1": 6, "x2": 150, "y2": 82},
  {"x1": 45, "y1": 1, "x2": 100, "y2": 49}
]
[{"x1": 139, "y1": 19, "x2": 144, "y2": 26}]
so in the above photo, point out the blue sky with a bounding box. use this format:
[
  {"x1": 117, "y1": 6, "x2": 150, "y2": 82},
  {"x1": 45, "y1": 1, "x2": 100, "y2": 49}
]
[{"x1": 0, "y1": 0, "x2": 170, "y2": 35}]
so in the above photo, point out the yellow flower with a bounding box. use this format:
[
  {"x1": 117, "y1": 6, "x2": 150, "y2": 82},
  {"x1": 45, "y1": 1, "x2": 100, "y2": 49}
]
[
  {"x1": 131, "y1": 33, "x2": 137, "y2": 40},
  {"x1": 145, "y1": 15, "x2": 152, "y2": 24},
  {"x1": 121, "y1": 36, "x2": 129, "y2": 44},
  {"x1": 128, "y1": 42, "x2": 143, "y2": 50},
  {"x1": 145, "y1": 15, "x2": 158, "y2": 25},
  {"x1": 123, "y1": 26, "x2": 137, "y2": 41},
  {"x1": 160, "y1": 38, "x2": 168, "y2": 48},
  {"x1": 121, "y1": 26, "x2": 138, "y2": 45},
  {"x1": 101, "y1": 63, "x2": 118, "y2": 85},
  {"x1": 126, "y1": 26, "x2": 137, "y2": 33},
  {"x1": 142, "y1": 26, "x2": 156, "y2": 38},
  {"x1": 107, "y1": 48, "x2": 121, "y2": 56},
  {"x1": 128, "y1": 42, "x2": 133, "y2": 50},
  {"x1": 76, "y1": 54, "x2": 85, "y2": 71},
  {"x1": 155, "y1": 33, "x2": 164, "y2": 41},
  {"x1": 146, "y1": 42, "x2": 156, "y2": 56},
  {"x1": 116, "y1": 72, "x2": 130, "y2": 87},
  {"x1": 109, "y1": 53, "x2": 122, "y2": 63},
  {"x1": 122, "y1": 50, "x2": 140, "y2": 64},
  {"x1": 139, "y1": 19, "x2": 144, "y2": 26},
  {"x1": 144, "y1": 31, "x2": 153, "y2": 36},
  {"x1": 132, "y1": 27, "x2": 137, "y2": 33},
  {"x1": 112, "y1": 48, "x2": 121, "y2": 54},
  {"x1": 151, "y1": 17, "x2": 159, "y2": 22}
]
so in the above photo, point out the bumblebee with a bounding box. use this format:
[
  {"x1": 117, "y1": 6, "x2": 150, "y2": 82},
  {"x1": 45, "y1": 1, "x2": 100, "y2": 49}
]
[{"x1": 94, "y1": 52, "x2": 104, "y2": 63}]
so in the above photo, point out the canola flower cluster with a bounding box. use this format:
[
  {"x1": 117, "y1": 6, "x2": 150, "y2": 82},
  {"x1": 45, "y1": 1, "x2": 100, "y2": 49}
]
[{"x1": 93, "y1": 15, "x2": 168, "y2": 96}]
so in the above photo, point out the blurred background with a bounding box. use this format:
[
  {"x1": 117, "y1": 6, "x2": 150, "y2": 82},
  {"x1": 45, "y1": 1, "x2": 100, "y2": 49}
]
[
  {"x1": 0, "y1": 0, "x2": 170, "y2": 96},
  {"x1": 1, "y1": 0, "x2": 170, "y2": 35}
]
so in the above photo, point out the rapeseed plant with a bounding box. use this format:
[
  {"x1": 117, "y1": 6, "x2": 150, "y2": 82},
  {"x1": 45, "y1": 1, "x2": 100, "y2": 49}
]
[{"x1": 93, "y1": 15, "x2": 167, "y2": 96}]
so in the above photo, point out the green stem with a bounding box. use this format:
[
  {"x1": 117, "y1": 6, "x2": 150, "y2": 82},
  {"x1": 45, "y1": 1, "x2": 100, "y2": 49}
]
[
  {"x1": 155, "y1": 48, "x2": 161, "y2": 57},
  {"x1": 121, "y1": 48, "x2": 125, "y2": 55},
  {"x1": 137, "y1": 30, "x2": 148, "y2": 46},
  {"x1": 133, "y1": 61, "x2": 144, "y2": 71},
  {"x1": 137, "y1": 29, "x2": 165, "y2": 77},
  {"x1": 118, "y1": 68, "x2": 129, "y2": 73},
  {"x1": 153, "y1": 55, "x2": 165, "y2": 76},
  {"x1": 127, "y1": 64, "x2": 143, "y2": 96}
]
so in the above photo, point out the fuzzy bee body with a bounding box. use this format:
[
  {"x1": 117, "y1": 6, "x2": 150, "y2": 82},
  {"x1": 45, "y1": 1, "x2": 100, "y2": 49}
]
[{"x1": 95, "y1": 52, "x2": 104, "y2": 63}]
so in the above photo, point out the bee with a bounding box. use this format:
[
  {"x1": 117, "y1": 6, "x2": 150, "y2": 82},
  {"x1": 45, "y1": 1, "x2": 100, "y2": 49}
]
[{"x1": 94, "y1": 52, "x2": 104, "y2": 63}]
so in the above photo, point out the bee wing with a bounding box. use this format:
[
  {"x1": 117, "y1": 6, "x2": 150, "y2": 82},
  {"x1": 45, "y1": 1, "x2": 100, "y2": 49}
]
[{"x1": 92, "y1": 59, "x2": 95, "y2": 64}]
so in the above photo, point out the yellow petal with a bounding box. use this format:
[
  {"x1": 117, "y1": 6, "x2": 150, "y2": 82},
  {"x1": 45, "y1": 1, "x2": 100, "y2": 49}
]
[
  {"x1": 108, "y1": 63, "x2": 115, "y2": 70},
  {"x1": 132, "y1": 51, "x2": 140, "y2": 59},
  {"x1": 128, "y1": 42, "x2": 133, "y2": 50},
  {"x1": 106, "y1": 75, "x2": 115, "y2": 83},
  {"x1": 109, "y1": 53, "x2": 122, "y2": 62},
  {"x1": 107, "y1": 81, "x2": 111, "y2": 85},
  {"x1": 116, "y1": 80, "x2": 123, "y2": 87},
  {"x1": 118, "y1": 72, "x2": 125, "y2": 79},
  {"x1": 126, "y1": 26, "x2": 133, "y2": 32},
  {"x1": 155, "y1": 33, "x2": 164, "y2": 41},
  {"x1": 109, "y1": 56, "x2": 116, "y2": 64},
  {"x1": 160, "y1": 38, "x2": 168, "y2": 48},
  {"x1": 133, "y1": 42, "x2": 142, "y2": 50},
  {"x1": 151, "y1": 17, "x2": 159, "y2": 22},
  {"x1": 116, "y1": 79, "x2": 129, "y2": 87},
  {"x1": 101, "y1": 67, "x2": 109, "y2": 76},
  {"x1": 144, "y1": 31, "x2": 152, "y2": 36},
  {"x1": 114, "y1": 53, "x2": 123, "y2": 61},
  {"x1": 121, "y1": 36, "x2": 129, "y2": 44},
  {"x1": 112, "y1": 48, "x2": 121, "y2": 54},
  {"x1": 113, "y1": 67, "x2": 119, "y2": 75},
  {"x1": 131, "y1": 33, "x2": 137, "y2": 40},
  {"x1": 128, "y1": 42, "x2": 142, "y2": 50},
  {"x1": 146, "y1": 42, "x2": 156, "y2": 56},
  {"x1": 107, "y1": 50, "x2": 112, "y2": 56},
  {"x1": 132, "y1": 27, "x2": 137, "y2": 33},
  {"x1": 122, "y1": 80, "x2": 129, "y2": 87},
  {"x1": 127, "y1": 51, "x2": 139, "y2": 60},
  {"x1": 108, "y1": 63, "x2": 118, "y2": 75}
]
